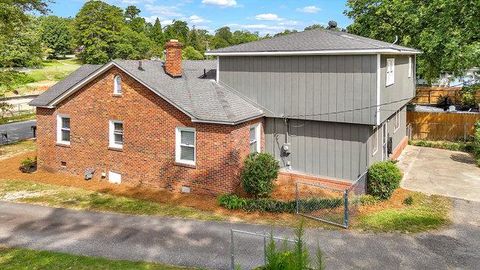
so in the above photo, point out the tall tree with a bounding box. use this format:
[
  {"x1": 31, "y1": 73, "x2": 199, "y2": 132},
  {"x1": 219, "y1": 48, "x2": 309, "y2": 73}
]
[
  {"x1": 124, "y1": 5, "x2": 146, "y2": 33},
  {"x1": 148, "y1": 18, "x2": 164, "y2": 46},
  {"x1": 212, "y1": 26, "x2": 232, "y2": 49},
  {"x1": 40, "y1": 16, "x2": 73, "y2": 58},
  {"x1": 74, "y1": 0, "x2": 124, "y2": 64},
  {"x1": 345, "y1": 0, "x2": 480, "y2": 82},
  {"x1": 164, "y1": 20, "x2": 189, "y2": 43}
]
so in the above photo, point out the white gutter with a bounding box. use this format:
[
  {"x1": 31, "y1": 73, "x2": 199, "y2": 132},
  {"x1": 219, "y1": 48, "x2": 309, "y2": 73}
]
[{"x1": 205, "y1": 49, "x2": 421, "y2": 56}]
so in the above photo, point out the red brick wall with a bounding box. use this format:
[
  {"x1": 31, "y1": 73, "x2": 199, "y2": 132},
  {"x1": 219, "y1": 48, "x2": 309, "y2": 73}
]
[{"x1": 36, "y1": 66, "x2": 263, "y2": 195}]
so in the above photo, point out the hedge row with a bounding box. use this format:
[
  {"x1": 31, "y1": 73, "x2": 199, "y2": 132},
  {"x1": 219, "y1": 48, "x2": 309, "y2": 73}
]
[{"x1": 218, "y1": 194, "x2": 343, "y2": 214}]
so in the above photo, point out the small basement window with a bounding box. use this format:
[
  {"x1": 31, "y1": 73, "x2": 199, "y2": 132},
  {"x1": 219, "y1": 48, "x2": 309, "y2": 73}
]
[
  {"x1": 56, "y1": 114, "x2": 70, "y2": 145},
  {"x1": 386, "y1": 58, "x2": 395, "y2": 86},
  {"x1": 249, "y1": 123, "x2": 261, "y2": 153},
  {"x1": 109, "y1": 120, "x2": 123, "y2": 149},
  {"x1": 175, "y1": 127, "x2": 196, "y2": 166},
  {"x1": 108, "y1": 171, "x2": 121, "y2": 184},
  {"x1": 113, "y1": 75, "x2": 122, "y2": 95}
]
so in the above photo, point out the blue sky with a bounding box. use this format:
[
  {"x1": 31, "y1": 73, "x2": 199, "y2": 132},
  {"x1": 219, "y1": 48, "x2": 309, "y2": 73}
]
[{"x1": 50, "y1": 0, "x2": 352, "y2": 35}]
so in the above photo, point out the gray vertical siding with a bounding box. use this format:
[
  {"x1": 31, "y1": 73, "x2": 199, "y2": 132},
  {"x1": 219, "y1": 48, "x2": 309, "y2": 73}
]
[
  {"x1": 368, "y1": 106, "x2": 407, "y2": 165},
  {"x1": 265, "y1": 118, "x2": 370, "y2": 182},
  {"x1": 379, "y1": 55, "x2": 415, "y2": 123},
  {"x1": 220, "y1": 55, "x2": 378, "y2": 125}
]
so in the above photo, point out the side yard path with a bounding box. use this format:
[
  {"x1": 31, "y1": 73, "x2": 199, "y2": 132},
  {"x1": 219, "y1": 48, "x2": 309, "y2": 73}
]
[{"x1": 0, "y1": 200, "x2": 478, "y2": 270}]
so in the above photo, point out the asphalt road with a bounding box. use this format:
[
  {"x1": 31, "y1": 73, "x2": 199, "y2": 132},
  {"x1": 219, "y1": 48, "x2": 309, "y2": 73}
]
[
  {"x1": 0, "y1": 120, "x2": 36, "y2": 145},
  {"x1": 0, "y1": 200, "x2": 478, "y2": 269}
]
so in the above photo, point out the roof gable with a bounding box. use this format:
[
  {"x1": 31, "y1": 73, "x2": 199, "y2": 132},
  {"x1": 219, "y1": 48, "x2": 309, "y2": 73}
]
[
  {"x1": 30, "y1": 60, "x2": 263, "y2": 125},
  {"x1": 206, "y1": 29, "x2": 421, "y2": 55}
]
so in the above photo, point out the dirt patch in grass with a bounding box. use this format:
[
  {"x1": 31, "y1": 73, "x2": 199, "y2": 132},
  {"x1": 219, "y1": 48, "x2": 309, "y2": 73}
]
[
  {"x1": 0, "y1": 152, "x2": 310, "y2": 227},
  {"x1": 0, "y1": 140, "x2": 36, "y2": 161},
  {"x1": 0, "y1": 245, "x2": 192, "y2": 270},
  {"x1": 351, "y1": 189, "x2": 451, "y2": 233}
]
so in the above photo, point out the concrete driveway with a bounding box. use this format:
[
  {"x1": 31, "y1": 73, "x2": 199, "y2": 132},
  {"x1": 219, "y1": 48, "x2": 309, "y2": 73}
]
[{"x1": 398, "y1": 145, "x2": 480, "y2": 202}]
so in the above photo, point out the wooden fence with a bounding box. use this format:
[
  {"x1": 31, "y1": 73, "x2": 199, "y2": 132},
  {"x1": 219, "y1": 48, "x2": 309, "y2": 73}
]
[
  {"x1": 412, "y1": 86, "x2": 480, "y2": 105},
  {"x1": 407, "y1": 111, "x2": 480, "y2": 141}
]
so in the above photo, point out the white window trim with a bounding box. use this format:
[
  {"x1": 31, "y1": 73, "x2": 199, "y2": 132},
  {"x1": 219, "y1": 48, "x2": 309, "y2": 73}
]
[
  {"x1": 394, "y1": 111, "x2": 400, "y2": 133},
  {"x1": 109, "y1": 120, "x2": 124, "y2": 149},
  {"x1": 175, "y1": 127, "x2": 196, "y2": 166},
  {"x1": 56, "y1": 114, "x2": 70, "y2": 145},
  {"x1": 249, "y1": 123, "x2": 261, "y2": 153},
  {"x1": 408, "y1": 56, "x2": 412, "y2": 78},
  {"x1": 386, "y1": 58, "x2": 395, "y2": 86},
  {"x1": 372, "y1": 127, "x2": 378, "y2": 156},
  {"x1": 113, "y1": 75, "x2": 122, "y2": 95}
]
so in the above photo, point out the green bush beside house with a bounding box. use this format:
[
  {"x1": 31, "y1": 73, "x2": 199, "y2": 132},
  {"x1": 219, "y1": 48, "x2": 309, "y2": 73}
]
[{"x1": 367, "y1": 161, "x2": 403, "y2": 200}]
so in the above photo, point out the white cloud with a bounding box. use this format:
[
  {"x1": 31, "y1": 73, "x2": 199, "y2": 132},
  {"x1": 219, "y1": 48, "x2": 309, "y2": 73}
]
[
  {"x1": 255, "y1": 13, "x2": 282, "y2": 21},
  {"x1": 143, "y1": 16, "x2": 174, "y2": 25},
  {"x1": 188, "y1": 15, "x2": 209, "y2": 24},
  {"x1": 297, "y1": 6, "x2": 321, "y2": 14},
  {"x1": 145, "y1": 4, "x2": 182, "y2": 17},
  {"x1": 202, "y1": 0, "x2": 237, "y2": 7},
  {"x1": 120, "y1": 0, "x2": 155, "y2": 4}
]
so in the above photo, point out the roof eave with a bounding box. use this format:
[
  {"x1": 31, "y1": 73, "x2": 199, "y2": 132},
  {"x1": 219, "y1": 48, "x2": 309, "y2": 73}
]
[
  {"x1": 205, "y1": 49, "x2": 421, "y2": 56},
  {"x1": 191, "y1": 113, "x2": 264, "y2": 125}
]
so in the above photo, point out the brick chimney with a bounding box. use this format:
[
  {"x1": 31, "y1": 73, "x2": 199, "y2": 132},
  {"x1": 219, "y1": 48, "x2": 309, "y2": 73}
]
[{"x1": 164, "y1": 39, "x2": 183, "y2": 77}]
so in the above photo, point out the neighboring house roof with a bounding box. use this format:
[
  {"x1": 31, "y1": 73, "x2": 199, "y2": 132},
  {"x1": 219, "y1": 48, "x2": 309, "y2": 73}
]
[
  {"x1": 30, "y1": 60, "x2": 264, "y2": 125},
  {"x1": 206, "y1": 29, "x2": 421, "y2": 56}
]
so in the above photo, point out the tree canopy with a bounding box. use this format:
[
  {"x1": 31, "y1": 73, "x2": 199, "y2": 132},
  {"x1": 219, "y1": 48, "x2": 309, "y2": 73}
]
[
  {"x1": 40, "y1": 16, "x2": 73, "y2": 58},
  {"x1": 345, "y1": 0, "x2": 480, "y2": 82}
]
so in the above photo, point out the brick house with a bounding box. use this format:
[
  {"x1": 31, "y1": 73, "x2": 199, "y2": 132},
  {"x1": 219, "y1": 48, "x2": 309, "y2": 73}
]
[{"x1": 31, "y1": 30, "x2": 420, "y2": 195}]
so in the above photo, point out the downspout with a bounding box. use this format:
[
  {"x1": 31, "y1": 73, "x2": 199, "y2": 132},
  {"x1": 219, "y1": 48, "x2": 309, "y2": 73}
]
[{"x1": 376, "y1": 54, "x2": 381, "y2": 126}]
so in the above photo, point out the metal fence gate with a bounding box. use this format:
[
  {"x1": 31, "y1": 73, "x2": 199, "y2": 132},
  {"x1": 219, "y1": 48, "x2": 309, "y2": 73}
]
[{"x1": 295, "y1": 171, "x2": 367, "y2": 228}]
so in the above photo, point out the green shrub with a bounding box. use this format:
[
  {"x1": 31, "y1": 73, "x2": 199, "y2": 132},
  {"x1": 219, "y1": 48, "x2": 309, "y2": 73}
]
[
  {"x1": 241, "y1": 153, "x2": 280, "y2": 198},
  {"x1": 263, "y1": 221, "x2": 325, "y2": 270},
  {"x1": 474, "y1": 121, "x2": 480, "y2": 167},
  {"x1": 460, "y1": 84, "x2": 480, "y2": 109},
  {"x1": 359, "y1": 194, "x2": 379, "y2": 206},
  {"x1": 217, "y1": 194, "x2": 246, "y2": 210},
  {"x1": 403, "y1": 196, "x2": 414, "y2": 205},
  {"x1": 217, "y1": 194, "x2": 342, "y2": 214},
  {"x1": 19, "y1": 156, "x2": 37, "y2": 173},
  {"x1": 409, "y1": 140, "x2": 475, "y2": 153},
  {"x1": 367, "y1": 161, "x2": 403, "y2": 200}
]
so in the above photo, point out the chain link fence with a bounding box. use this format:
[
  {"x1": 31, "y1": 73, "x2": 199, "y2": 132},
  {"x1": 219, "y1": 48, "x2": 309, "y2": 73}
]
[
  {"x1": 230, "y1": 229, "x2": 297, "y2": 270},
  {"x1": 295, "y1": 171, "x2": 367, "y2": 228}
]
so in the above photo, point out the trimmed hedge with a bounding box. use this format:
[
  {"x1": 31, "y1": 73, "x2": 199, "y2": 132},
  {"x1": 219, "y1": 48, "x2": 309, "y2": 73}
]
[
  {"x1": 218, "y1": 194, "x2": 342, "y2": 214},
  {"x1": 367, "y1": 161, "x2": 402, "y2": 200}
]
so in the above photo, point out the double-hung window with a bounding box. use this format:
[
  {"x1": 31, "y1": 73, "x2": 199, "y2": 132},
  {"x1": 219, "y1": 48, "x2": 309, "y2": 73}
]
[
  {"x1": 56, "y1": 114, "x2": 70, "y2": 145},
  {"x1": 109, "y1": 120, "x2": 124, "y2": 149},
  {"x1": 249, "y1": 124, "x2": 261, "y2": 153},
  {"x1": 176, "y1": 127, "x2": 196, "y2": 166},
  {"x1": 394, "y1": 111, "x2": 400, "y2": 133},
  {"x1": 408, "y1": 57, "x2": 413, "y2": 78},
  {"x1": 386, "y1": 58, "x2": 395, "y2": 86},
  {"x1": 113, "y1": 75, "x2": 122, "y2": 95}
]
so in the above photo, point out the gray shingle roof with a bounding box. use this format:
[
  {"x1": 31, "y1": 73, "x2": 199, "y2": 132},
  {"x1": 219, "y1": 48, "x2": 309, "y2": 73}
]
[
  {"x1": 206, "y1": 29, "x2": 420, "y2": 54},
  {"x1": 29, "y1": 64, "x2": 102, "y2": 107},
  {"x1": 30, "y1": 60, "x2": 263, "y2": 125}
]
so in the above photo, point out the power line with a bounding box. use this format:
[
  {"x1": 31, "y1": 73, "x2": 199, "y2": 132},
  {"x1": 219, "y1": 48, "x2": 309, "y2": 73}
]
[{"x1": 283, "y1": 97, "x2": 414, "y2": 118}]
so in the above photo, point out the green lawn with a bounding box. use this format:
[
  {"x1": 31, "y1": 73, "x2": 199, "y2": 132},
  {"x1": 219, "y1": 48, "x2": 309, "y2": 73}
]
[
  {"x1": 28, "y1": 58, "x2": 82, "y2": 83},
  {"x1": 0, "y1": 179, "x2": 225, "y2": 221},
  {"x1": 2, "y1": 59, "x2": 82, "y2": 96},
  {"x1": 354, "y1": 192, "x2": 451, "y2": 233},
  {"x1": 0, "y1": 140, "x2": 36, "y2": 160},
  {"x1": 0, "y1": 246, "x2": 192, "y2": 270},
  {"x1": 0, "y1": 113, "x2": 35, "y2": 125}
]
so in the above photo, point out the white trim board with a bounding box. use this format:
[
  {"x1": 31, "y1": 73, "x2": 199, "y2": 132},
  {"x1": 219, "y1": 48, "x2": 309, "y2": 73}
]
[{"x1": 205, "y1": 49, "x2": 421, "y2": 56}]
